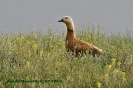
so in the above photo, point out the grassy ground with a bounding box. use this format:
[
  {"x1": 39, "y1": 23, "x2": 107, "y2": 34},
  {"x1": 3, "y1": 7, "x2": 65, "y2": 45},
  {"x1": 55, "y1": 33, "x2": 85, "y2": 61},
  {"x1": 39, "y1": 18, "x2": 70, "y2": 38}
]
[{"x1": 0, "y1": 26, "x2": 133, "y2": 88}]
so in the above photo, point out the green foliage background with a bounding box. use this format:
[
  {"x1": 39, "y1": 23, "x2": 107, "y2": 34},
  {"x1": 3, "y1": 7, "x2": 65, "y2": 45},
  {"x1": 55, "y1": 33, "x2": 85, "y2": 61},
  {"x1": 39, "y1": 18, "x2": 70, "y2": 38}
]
[{"x1": 0, "y1": 26, "x2": 133, "y2": 88}]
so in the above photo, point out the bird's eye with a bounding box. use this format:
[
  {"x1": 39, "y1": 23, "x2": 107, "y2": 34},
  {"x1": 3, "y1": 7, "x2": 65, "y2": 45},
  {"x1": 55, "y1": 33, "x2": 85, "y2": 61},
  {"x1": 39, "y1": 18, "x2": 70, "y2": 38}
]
[{"x1": 65, "y1": 17, "x2": 67, "y2": 19}]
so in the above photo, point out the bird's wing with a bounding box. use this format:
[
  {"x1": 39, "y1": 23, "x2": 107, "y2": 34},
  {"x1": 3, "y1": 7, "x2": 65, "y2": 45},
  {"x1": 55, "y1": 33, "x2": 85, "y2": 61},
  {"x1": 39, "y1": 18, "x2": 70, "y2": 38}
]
[
  {"x1": 73, "y1": 39, "x2": 94, "y2": 51},
  {"x1": 74, "y1": 39, "x2": 103, "y2": 55}
]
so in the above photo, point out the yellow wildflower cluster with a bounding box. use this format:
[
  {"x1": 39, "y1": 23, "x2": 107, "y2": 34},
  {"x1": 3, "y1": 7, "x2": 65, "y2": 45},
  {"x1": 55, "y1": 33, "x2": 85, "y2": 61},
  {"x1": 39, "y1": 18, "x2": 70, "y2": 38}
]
[
  {"x1": 27, "y1": 61, "x2": 31, "y2": 68},
  {"x1": 121, "y1": 71, "x2": 126, "y2": 81},
  {"x1": 28, "y1": 49, "x2": 31, "y2": 53},
  {"x1": 113, "y1": 69, "x2": 120, "y2": 73},
  {"x1": 122, "y1": 77, "x2": 126, "y2": 81},
  {"x1": 104, "y1": 73, "x2": 109, "y2": 77},
  {"x1": 26, "y1": 40, "x2": 30, "y2": 44},
  {"x1": 117, "y1": 61, "x2": 121, "y2": 66},
  {"x1": 32, "y1": 44, "x2": 37, "y2": 50},
  {"x1": 121, "y1": 71, "x2": 126, "y2": 75},
  {"x1": 107, "y1": 64, "x2": 112, "y2": 69},
  {"x1": 97, "y1": 82, "x2": 101, "y2": 88},
  {"x1": 103, "y1": 58, "x2": 127, "y2": 86},
  {"x1": 39, "y1": 50, "x2": 43, "y2": 56},
  {"x1": 16, "y1": 52, "x2": 20, "y2": 54},
  {"x1": 111, "y1": 58, "x2": 116, "y2": 62}
]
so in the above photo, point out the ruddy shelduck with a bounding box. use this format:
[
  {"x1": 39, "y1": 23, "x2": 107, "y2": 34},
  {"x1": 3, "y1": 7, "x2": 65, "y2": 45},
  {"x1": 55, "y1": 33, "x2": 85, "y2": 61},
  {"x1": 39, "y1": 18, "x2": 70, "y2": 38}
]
[{"x1": 58, "y1": 16, "x2": 103, "y2": 57}]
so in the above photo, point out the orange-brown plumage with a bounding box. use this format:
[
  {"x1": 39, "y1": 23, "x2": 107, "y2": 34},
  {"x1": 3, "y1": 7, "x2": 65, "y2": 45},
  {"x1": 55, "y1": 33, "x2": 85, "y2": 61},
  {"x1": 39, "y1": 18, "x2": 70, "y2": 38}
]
[{"x1": 58, "y1": 16, "x2": 103, "y2": 57}]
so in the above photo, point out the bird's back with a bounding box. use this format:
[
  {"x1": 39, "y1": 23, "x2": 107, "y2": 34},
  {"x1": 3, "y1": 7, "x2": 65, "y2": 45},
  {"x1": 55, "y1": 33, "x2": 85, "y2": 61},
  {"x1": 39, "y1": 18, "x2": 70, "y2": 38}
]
[{"x1": 66, "y1": 38, "x2": 101, "y2": 56}]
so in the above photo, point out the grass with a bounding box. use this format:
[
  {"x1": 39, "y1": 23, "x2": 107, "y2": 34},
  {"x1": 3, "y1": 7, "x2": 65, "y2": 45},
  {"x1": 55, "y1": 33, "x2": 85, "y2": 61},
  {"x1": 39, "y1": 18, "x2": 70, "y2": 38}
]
[{"x1": 0, "y1": 26, "x2": 133, "y2": 88}]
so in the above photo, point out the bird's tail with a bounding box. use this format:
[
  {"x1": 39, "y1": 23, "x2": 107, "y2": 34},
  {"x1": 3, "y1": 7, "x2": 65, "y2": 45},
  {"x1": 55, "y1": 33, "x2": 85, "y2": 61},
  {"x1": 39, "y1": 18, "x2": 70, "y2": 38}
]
[{"x1": 92, "y1": 46, "x2": 103, "y2": 57}]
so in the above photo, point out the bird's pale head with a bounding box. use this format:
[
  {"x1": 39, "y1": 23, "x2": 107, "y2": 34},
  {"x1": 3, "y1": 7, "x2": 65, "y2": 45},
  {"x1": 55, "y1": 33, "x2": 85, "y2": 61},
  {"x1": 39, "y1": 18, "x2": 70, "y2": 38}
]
[
  {"x1": 58, "y1": 16, "x2": 73, "y2": 24},
  {"x1": 58, "y1": 16, "x2": 74, "y2": 31}
]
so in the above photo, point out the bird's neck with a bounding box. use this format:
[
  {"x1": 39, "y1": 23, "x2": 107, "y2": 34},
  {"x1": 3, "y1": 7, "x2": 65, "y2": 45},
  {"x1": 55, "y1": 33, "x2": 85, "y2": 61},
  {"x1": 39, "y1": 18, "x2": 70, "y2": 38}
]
[
  {"x1": 66, "y1": 23, "x2": 74, "y2": 31},
  {"x1": 66, "y1": 23, "x2": 76, "y2": 40}
]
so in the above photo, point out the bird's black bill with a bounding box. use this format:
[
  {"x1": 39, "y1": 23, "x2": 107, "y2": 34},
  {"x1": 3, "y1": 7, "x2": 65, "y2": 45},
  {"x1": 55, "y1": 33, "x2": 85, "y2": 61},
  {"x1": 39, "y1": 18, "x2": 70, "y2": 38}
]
[{"x1": 58, "y1": 19, "x2": 64, "y2": 22}]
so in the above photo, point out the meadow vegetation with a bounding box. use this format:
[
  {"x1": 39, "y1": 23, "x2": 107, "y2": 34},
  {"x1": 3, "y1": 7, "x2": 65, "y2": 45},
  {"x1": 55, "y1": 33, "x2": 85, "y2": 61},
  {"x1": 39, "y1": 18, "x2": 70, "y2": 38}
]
[{"x1": 0, "y1": 26, "x2": 133, "y2": 88}]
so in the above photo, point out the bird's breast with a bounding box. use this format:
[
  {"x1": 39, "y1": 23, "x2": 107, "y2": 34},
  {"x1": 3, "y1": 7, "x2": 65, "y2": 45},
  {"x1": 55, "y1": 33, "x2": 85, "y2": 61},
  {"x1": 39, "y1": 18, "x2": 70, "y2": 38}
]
[{"x1": 65, "y1": 39, "x2": 81, "y2": 51}]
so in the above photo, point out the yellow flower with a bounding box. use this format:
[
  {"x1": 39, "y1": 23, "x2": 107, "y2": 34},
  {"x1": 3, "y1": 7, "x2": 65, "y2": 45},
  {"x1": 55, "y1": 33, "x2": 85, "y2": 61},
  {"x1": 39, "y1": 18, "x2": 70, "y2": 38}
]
[
  {"x1": 58, "y1": 43, "x2": 61, "y2": 45},
  {"x1": 28, "y1": 50, "x2": 31, "y2": 53},
  {"x1": 117, "y1": 62, "x2": 121, "y2": 66},
  {"x1": 32, "y1": 44, "x2": 37, "y2": 50},
  {"x1": 39, "y1": 50, "x2": 43, "y2": 56},
  {"x1": 26, "y1": 40, "x2": 30, "y2": 44},
  {"x1": 67, "y1": 62, "x2": 70, "y2": 64},
  {"x1": 27, "y1": 61, "x2": 30, "y2": 68},
  {"x1": 97, "y1": 82, "x2": 101, "y2": 88},
  {"x1": 104, "y1": 74, "x2": 109, "y2": 77},
  {"x1": 111, "y1": 58, "x2": 116, "y2": 62},
  {"x1": 50, "y1": 46, "x2": 54, "y2": 48},
  {"x1": 113, "y1": 69, "x2": 119, "y2": 73},
  {"x1": 16, "y1": 52, "x2": 20, "y2": 54},
  {"x1": 121, "y1": 71, "x2": 126, "y2": 75},
  {"x1": 122, "y1": 77, "x2": 126, "y2": 81},
  {"x1": 107, "y1": 64, "x2": 112, "y2": 69}
]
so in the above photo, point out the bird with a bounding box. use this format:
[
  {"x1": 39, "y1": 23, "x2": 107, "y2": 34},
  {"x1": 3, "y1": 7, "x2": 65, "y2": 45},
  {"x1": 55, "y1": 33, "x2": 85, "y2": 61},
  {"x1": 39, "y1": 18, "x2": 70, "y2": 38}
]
[{"x1": 58, "y1": 16, "x2": 103, "y2": 57}]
